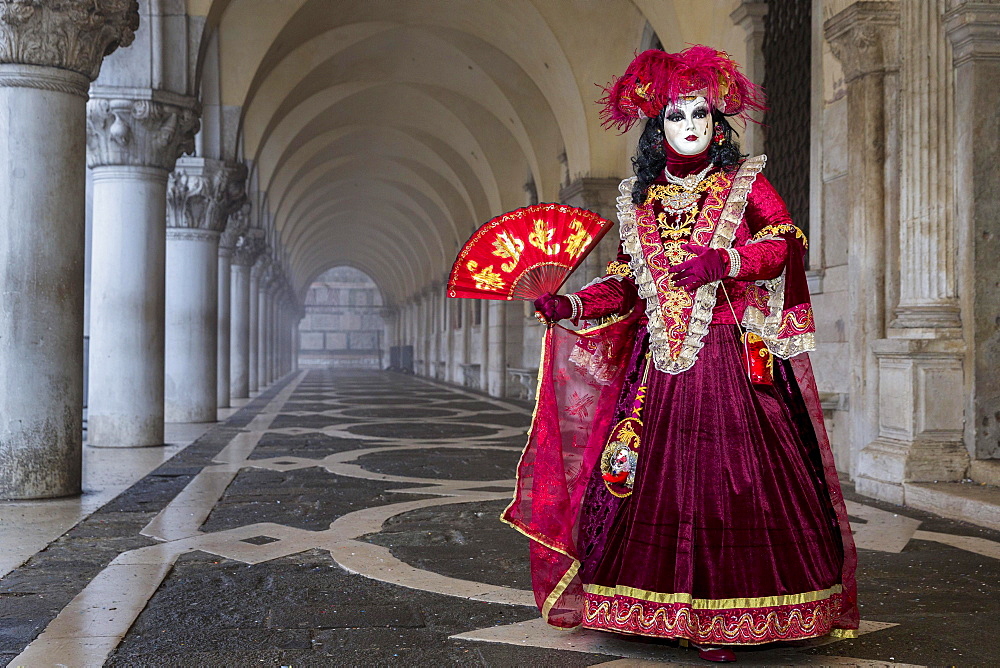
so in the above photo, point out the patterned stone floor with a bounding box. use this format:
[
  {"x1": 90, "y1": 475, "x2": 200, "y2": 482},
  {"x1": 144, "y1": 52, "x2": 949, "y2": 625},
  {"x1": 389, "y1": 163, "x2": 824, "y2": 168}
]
[{"x1": 2, "y1": 369, "x2": 999, "y2": 666}]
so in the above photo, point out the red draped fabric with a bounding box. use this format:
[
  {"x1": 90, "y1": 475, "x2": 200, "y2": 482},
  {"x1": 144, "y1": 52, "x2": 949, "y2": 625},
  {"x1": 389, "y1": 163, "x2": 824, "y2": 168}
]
[{"x1": 501, "y1": 312, "x2": 639, "y2": 627}]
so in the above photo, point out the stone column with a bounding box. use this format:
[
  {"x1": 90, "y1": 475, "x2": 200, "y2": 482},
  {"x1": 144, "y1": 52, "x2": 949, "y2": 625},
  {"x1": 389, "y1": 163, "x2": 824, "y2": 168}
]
[
  {"x1": 256, "y1": 266, "x2": 271, "y2": 388},
  {"x1": 230, "y1": 230, "x2": 265, "y2": 398},
  {"x1": 730, "y1": 0, "x2": 769, "y2": 156},
  {"x1": 462, "y1": 299, "x2": 473, "y2": 376},
  {"x1": 217, "y1": 198, "x2": 247, "y2": 408},
  {"x1": 444, "y1": 293, "x2": 454, "y2": 382},
  {"x1": 946, "y1": 2, "x2": 1000, "y2": 463},
  {"x1": 414, "y1": 295, "x2": 423, "y2": 374},
  {"x1": 274, "y1": 297, "x2": 284, "y2": 379},
  {"x1": 0, "y1": 0, "x2": 138, "y2": 499},
  {"x1": 164, "y1": 158, "x2": 245, "y2": 422},
  {"x1": 266, "y1": 281, "x2": 278, "y2": 383},
  {"x1": 894, "y1": 0, "x2": 961, "y2": 331},
  {"x1": 825, "y1": 2, "x2": 899, "y2": 492},
  {"x1": 559, "y1": 177, "x2": 623, "y2": 291},
  {"x1": 430, "y1": 284, "x2": 441, "y2": 379},
  {"x1": 292, "y1": 309, "x2": 302, "y2": 372},
  {"x1": 854, "y1": 0, "x2": 971, "y2": 503},
  {"x1": 86, "y1": 96, "x2": 198, "y2": 447},
  {"x1": 479, "y1": 299, "x2": 490, "y2": 391},
  {"x1": 249, "y1": 255, "x2": 269, "y2": 392},
  {"x1": 487, "y1": 302, "x2": 510, "y2": 397}
]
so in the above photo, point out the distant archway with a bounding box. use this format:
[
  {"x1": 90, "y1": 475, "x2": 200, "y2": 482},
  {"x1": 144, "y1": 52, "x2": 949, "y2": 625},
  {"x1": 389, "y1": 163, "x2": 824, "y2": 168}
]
[{"x1": 298, "y1": 267, "x2": 386, "y2": 368}]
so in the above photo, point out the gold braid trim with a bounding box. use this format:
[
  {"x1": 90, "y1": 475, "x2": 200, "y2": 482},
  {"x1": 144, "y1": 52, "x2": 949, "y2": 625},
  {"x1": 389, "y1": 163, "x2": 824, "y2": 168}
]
[
  {"x1": 583, "y1": 583, "x2": 842, "y2": 610},
  {"x1": 617, "y1": 155, "x2": 768, "y2": 375},
  {"x1": 740, "y1": 268, "x2": 816, "y2": 360},
  {"x1": 751, "y1": 223, "x2": 809, "y2": 250}
]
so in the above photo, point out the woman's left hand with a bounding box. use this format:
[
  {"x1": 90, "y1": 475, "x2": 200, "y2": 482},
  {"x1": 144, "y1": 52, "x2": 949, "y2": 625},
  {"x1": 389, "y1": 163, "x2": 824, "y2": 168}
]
[{"x1": 668, "y1": 243, "x2": 728, "y2": 290}]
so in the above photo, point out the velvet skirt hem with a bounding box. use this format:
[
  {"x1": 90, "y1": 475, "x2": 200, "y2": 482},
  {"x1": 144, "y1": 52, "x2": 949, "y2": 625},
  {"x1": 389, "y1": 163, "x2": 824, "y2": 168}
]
[{"x1": 581, "y1": 587, "x2": 845, "y2": 645}]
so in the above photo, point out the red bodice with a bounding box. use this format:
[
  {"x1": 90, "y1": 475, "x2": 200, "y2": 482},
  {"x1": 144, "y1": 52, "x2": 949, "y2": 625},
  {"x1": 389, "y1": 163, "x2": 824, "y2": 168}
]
[{"x1": 574, "y1": 148, "x2": 795, "y2": 325}]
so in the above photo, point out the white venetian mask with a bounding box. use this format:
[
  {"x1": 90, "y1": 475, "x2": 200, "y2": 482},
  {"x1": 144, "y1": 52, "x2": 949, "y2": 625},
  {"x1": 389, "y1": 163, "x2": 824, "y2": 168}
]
[{"x1": 662, "y1": 96, "x2": 712, "y2": 156}]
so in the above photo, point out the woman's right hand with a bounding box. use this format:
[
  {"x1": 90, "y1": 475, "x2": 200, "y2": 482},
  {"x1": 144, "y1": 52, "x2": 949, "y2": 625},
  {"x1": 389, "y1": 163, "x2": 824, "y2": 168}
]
[{"x1": 533, "y1": 292, "x2": 573, "y2": 323}]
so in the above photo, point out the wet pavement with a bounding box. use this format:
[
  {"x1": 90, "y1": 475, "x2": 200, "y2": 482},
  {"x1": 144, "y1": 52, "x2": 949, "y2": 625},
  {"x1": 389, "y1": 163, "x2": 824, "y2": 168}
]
[{"x1": 2, "y1": 369, "x2": 999, "y2": 666}]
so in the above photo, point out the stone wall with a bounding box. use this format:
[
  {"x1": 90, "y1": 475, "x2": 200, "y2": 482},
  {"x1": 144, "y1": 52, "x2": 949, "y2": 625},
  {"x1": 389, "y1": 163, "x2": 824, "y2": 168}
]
[{"x1": 299, "y1": 267, "x2": 386, "y2": 368}]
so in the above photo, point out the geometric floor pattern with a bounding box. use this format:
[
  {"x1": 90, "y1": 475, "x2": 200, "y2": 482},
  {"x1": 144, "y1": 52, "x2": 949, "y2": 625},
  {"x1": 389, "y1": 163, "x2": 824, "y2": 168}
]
[{"x1": 3, "y1": 369, "x2": 999, "y2": 666}]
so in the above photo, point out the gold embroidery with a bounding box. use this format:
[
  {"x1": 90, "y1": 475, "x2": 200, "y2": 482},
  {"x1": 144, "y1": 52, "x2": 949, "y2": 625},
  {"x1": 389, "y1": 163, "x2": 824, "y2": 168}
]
[
  {"x1": 564, "y1": 219, "x2": 591, "y2": 260},
  {"x1": 605, "y1": 260, "x2": 632, "y2": 278},
  {"x1": 752, "y1": 223, "x2": 808, "y2": 249},
  {"x1": 465, "y1": 260, "x2": 506, "y2": 292},
  {"x1": 491, "y1": 231, "x2": 524, "y2": 272},
  {"x1": 617, "y1": 156, "x2": 768, "y2": 374},
  {"x1": 583, "y1": 593, "x2": 841, "y2": 645},
  {"x1": 646, "y1": 172, "x2": 728, "y2": 230},
  {"x1": 528, "y1": 218, "x2": 560, "y2": 255}
]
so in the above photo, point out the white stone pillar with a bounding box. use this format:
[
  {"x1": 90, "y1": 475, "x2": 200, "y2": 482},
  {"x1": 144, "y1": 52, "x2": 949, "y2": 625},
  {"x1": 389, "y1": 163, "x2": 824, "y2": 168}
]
[
  {"x1": 430, "y1": 286, "x2": 440, "y2": 379},
  {"x1": 825, "y1": 3, "x2": 899, "y2": 490},
  {"x1": 854, "y1": 0, "x2": 970, "y2": 505},
  {"x1": 215, "y1": 191, "x2": 249, "y2": 407},
  {"x1": 946, "y1": 1, "x2": 1000, "y2": 463},
  {"x1": 265, "y1": 276, "x2": 279, "y2": 385},
  {"x1": 0, "y1": 1, "x2": 138, "y2": 499},
  {"x1": 274, "y1": 298, "x2": 283, "y2": 379},
  {"x1": 268, "y1": 295, "x2": 276, "y2": 383},
  {"x1": 230, "y1": 230, "x2": 265, "y2": 398},
  {"x1": 86, "y1": 97, "x2": 199, "y2": 447},
  {"x1": 729, "y1": 0, "x2": 768, "y2": 156},
  {"x1": 164, "y1": 158, "x2": 245, "y2": 422},
  {"x1": 479, "y1": 300, "x2": 490, "y2": 391},
  {"x1": 413, "y1": 296, "x2": 422, "y2": 374},
  {"x1": 249, "y1": 256, "x2": 268, "y2": 392},
  {"x1": 292, "y1": 311, "x2": 301, "y2": 372},
  {"x1": 444, "y1": 294, "x2": 454, "y2": 382},
  {"x1": 558, "y1": 177, "x2": 623, "y2": 291},
  {"x1": 217, "y1": 240, "x2": 233, "y2": 407},
  {"x1": 894, "y1": 0, "x2": 961, "y2": 331},
  {"x1": 462, "y1": 299, "x2": 473, "y2": 378},
  {"x1": 256, "y1": 269, "x2": 270, "y2": 388},
  {"x1": 487, "y1": 301, "x2": 508, "y2": 397}
]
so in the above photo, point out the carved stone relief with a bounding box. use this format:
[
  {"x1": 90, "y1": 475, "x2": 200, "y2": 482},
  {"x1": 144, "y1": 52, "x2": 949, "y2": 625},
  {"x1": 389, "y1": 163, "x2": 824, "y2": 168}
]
[
  {"x1": 0, "y1": 0, "x2": 139, "y2": 80},
  {"x1": 86, "y1": 97, "x2": 200, "y2": 170}
]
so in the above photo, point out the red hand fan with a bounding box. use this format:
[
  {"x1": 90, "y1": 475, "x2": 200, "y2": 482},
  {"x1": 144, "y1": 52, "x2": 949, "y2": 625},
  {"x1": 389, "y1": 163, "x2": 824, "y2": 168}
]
[{"x1": 448, "y1": 203, "x2": 614, "y2": 301}]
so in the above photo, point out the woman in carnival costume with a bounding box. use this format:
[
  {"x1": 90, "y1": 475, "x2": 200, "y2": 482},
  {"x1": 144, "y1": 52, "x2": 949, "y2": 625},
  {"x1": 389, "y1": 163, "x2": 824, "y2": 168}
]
[{"x1": 502, "y1": 46, "x2": 858, "y2": 663}]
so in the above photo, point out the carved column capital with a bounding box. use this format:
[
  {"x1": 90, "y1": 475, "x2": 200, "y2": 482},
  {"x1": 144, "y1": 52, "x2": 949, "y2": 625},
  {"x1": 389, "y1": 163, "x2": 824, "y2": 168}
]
[
  {"x1": 267, "y1": 265, "x2": 285, "y2": 293},
  {"x1": 251, "y1": 252, "x2": 272, "y2": 280},
  {"x1": 0, "y1": 0, "x2": 139, "y2": 81},
  {"x1": 166, "y1": 158, "x2": 248, "y2": 235},
  {"x1": 730, "y1": 0, "x2": 768, "y2": 33},
  {"x1": 220, "y1": 202, "x2": 250, "y2": 254},
  {"x1": 824, "y1": 1, "x2": 900, "y2": 82},
  {"x1": 87, "y1": 95, "x2": 200, "y2": 171},
  {"x1": 945, "y1": 1, "x2": 1000, "y2": 65},
  {"x1": 232, "y1": 228, "x2": 267, "y2": 267}
]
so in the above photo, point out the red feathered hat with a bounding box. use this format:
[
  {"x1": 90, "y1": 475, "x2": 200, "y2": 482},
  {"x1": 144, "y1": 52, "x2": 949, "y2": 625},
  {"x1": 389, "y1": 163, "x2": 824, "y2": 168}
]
[{"x1": 599, "y1": 45, "x2": 765, "y2": 132}]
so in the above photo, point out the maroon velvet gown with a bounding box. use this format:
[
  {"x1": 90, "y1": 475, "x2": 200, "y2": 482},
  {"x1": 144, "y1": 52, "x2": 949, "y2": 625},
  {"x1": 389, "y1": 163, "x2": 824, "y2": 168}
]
[{"x1": 565, "y1": 148, "x2": 855, "y2": 645}]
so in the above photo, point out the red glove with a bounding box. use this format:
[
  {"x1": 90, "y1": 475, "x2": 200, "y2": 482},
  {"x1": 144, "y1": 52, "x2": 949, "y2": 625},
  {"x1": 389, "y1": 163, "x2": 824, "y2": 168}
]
[
  {"x1": 533, "y1": 292, "x2": 573, "y2": 322},
  {"x1": 668, "y1": 243, "x2": 728, "y2": 290}
]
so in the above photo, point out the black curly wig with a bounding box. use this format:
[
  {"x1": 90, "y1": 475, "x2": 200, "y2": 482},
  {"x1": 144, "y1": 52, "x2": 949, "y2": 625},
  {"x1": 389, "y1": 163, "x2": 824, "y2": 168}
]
[{"x1": 631, "y1": 109, "x2": 745, "y2": 205}]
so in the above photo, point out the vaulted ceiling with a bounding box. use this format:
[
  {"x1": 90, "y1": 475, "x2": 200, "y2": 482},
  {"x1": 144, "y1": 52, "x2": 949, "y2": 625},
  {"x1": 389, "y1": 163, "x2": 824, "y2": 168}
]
[{"x1": 190, "y1": 0, "x2": 748, "y2": 305}]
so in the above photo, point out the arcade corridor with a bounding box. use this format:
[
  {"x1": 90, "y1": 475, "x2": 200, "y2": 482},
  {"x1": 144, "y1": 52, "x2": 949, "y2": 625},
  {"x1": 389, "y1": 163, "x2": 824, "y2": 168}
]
[{"x1": 2, "y1": 371, "x2": 999, "y2": 666}]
